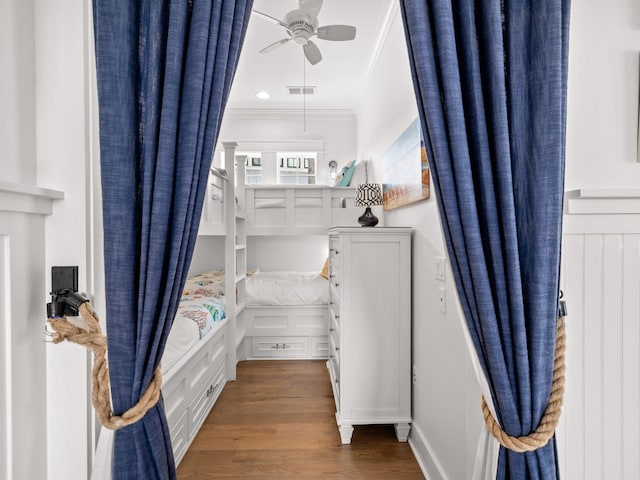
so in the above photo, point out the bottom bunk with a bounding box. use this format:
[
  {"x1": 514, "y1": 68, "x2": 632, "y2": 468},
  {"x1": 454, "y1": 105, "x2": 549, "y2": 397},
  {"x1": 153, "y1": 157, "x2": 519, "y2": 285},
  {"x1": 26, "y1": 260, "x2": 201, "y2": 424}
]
[
  {"x1": 161, "y1": 271, "x2": 229, "y2": 465},
  {"x1": 243, "y1": 270, "x2": 330, "y2": 359},
  {"x1": 162, "y1": 268, "x2": 331, "y2": 463}
]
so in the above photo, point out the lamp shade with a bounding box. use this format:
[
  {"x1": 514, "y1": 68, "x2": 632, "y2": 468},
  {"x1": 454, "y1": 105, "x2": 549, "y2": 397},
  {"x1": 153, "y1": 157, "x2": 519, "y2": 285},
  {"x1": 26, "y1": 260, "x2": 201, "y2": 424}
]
[{"x1": 354, "y1": 183, "x2": 383, "y2": 207}]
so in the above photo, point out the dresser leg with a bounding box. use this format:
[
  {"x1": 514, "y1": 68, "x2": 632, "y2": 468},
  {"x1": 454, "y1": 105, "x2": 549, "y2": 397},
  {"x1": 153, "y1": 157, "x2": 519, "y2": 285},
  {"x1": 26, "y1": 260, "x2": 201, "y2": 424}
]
[
  {"x1": 394, "y1": 423, "x2": 411, "y2": 442},
  {"x1": 339, "y1": 424, "x2": 354, "y2": 444}
]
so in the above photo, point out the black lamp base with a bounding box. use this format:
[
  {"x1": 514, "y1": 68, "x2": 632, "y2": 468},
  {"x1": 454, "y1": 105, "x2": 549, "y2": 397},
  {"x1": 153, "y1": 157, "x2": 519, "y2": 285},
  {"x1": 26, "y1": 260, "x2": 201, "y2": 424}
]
[{"x1": 358, "y1": 207, "x2": 379, "y2": 227}]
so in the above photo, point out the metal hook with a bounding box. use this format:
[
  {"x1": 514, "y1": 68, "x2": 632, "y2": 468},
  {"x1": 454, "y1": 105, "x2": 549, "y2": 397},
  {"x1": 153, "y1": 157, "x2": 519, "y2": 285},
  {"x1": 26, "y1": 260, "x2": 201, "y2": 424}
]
[{"x1": 558, "y1": 290, "x2": 567, "y2": 317}]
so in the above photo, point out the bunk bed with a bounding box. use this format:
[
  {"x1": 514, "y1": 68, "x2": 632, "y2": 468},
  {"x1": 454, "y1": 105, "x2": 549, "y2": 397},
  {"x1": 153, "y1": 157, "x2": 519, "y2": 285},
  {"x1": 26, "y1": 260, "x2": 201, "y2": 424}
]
[{"x1": 161, "y1": 141, "x2": 361, "y2": 464}]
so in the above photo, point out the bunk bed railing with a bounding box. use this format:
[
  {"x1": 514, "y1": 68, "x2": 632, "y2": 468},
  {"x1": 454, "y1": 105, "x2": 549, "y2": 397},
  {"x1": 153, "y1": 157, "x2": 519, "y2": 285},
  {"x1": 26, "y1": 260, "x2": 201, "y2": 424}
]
[{"x1": 244, "y1": 185, "x2": 360, "y2": 234}]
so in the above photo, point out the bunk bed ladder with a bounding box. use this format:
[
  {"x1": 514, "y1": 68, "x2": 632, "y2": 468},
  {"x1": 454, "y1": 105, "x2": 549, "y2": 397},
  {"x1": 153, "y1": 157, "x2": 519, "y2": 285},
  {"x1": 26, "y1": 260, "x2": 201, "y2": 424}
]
[{"x1": 222, "y1": 142, "x2": 247, "y2": 381}]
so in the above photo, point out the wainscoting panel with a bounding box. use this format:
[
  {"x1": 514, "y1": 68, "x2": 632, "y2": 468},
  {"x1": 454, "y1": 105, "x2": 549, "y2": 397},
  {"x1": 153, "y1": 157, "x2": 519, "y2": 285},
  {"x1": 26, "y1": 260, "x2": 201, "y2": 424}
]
[
  {"x1": 559, "y1": 190, "x2": 640, "y2": 480},
  {"x1": 0, "y1": 235, "x2": 11, "y2": 480}
]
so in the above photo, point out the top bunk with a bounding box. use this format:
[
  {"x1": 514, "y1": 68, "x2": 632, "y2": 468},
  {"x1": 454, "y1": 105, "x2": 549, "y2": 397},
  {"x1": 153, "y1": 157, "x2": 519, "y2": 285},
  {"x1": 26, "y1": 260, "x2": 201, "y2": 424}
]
[
  {"x1": 244, "y1": 184, "x2": 359, "y2": 235},
  {"x1": 198, "y1": 142, "x2": 362, "y2": 236}
]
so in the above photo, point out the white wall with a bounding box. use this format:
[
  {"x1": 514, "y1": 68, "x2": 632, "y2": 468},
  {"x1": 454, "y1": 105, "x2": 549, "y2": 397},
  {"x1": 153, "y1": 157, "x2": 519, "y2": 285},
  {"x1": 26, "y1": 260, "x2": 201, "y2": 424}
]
[
  {"x1": 189, "y1": 236, "x2": 226, "y2": 276},
  {"x1": 218, "y1": 109, "x2": 357, "y2": 185},
  {"x1": 35, "y1": 0, "x2": 95, "y2": 478},
  {"x1": 565, "y1": 0, "x2": 640, "y2": 190},
  {"x1": 247, "y1": 235, "x2": 328, "y2": 272},
  {"x1": 355, "y1": 6, "x2": 479, "y2": 480},
  {"x1": 0, "y1": 0, "x2": 36, "y2": 185}
]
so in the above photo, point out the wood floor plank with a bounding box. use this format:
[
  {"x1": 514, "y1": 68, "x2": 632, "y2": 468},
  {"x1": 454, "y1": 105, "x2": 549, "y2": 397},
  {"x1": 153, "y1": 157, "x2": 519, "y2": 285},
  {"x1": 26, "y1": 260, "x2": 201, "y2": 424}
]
[{"x1": 177, "y1": 360, "x2": 425, "y2": 479}]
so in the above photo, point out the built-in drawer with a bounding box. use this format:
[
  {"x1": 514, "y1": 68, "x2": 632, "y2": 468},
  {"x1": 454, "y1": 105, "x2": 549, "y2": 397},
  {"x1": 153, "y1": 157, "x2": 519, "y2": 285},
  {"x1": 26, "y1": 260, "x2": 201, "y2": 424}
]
[
  {"x1": 327, "y1": 357, "x2": 340, "y2": 407},
  {"x1": 329, "y1": 236, "x2": 343, "y2": 270},
  {"x1": 329, "y1": 304, "x2": 341, "y2": 333},
  {"x1": 189, "y1": 331, "x2": 226, "y2": 401},
  {"x1": 162, "y1": 374, "x2": 188, "y2": 433},
  {"x1": 329, "y1": 284, "x2": 341, "y2": 317},
  {"x1": 189, "y1": 363, "x2": 225, "y2": 437},
  {"x1": 251, "y1": 336, "x2": 310, "y2": 357},
  {"x1": 329, "y1": 315, "x2": 339, "y2": 346},
  {"x1": 311, "y1": 335, "x2": 329, "y2": 358},
  {"x1": 169, "y1": 410, "x2": 189, "y2": 465},
  {"x1": 329, "y1": 334, "x2": 340, "y2": 373}
]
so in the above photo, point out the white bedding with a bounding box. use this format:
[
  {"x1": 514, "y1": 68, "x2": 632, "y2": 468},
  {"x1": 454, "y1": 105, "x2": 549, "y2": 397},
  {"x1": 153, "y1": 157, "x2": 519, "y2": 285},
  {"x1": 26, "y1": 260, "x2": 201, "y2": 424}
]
[
  {"x1": 246, "y1": 271, "x2": 329, "y2": 306},
  {"x1": 162, "y1": 270, "x2": 227, "y2": 374},
  {"x1": 162, "y1": 315, "x2": 200, "y2": 374}
]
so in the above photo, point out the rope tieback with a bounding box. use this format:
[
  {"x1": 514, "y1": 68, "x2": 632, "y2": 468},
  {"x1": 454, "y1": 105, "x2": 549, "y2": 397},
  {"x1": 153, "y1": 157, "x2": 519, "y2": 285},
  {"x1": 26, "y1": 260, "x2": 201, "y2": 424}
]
[
  {"x1": 48, "y1": 302, "x2": 162, "y2": 430},
  {"x1": 481, "y1": 316, "x2": 566, "y2": 453}
]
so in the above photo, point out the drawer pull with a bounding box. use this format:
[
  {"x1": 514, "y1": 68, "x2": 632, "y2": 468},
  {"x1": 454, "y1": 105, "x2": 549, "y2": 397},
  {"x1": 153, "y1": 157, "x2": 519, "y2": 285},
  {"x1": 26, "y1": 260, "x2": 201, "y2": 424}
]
[
  {"x1": 270, "y1": 343, "x2": 289, "y2": 350},
  {"x1": 329, "y1": 328, "x2": 335, "y2": 332},
  {"x1": 335, "y1": 315, "x2": 340, "y2": 320},
  {"x1": 335, "y1": 346, "x2": 340, "y2": 351},
  {"x1": 206, "y1": 382, "x2": 220, "y2": 398}
]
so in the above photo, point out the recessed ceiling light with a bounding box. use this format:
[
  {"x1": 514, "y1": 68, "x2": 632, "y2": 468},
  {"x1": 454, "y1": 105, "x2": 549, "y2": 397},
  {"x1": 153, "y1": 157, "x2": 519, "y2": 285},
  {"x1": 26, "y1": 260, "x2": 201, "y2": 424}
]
[{"x1": 256, "y1": 91, "x2": 270, "y2": 100}]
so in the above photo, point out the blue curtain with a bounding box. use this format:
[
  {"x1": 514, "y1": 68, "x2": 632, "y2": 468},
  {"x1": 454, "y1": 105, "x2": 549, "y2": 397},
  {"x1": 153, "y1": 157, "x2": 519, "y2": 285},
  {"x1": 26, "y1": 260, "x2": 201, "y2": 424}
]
[
  {"x1": 92, "y1": 0, "x2": 252, "y2": 478},
  {"x1": 400, "y1": 1, "x2": 570, "y2": 479}
]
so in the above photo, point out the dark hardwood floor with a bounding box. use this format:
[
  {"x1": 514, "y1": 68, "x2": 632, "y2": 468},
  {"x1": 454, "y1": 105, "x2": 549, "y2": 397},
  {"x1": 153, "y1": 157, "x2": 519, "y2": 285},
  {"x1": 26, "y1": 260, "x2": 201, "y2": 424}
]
[{"x1": 177, "y1": 360, "x2": 425, "y2": 479}]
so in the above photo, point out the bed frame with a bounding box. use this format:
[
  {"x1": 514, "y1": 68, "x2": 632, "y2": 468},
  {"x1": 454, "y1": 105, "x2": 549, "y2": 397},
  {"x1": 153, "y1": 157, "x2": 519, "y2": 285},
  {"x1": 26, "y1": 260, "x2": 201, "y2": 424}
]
[
  {"x1": 243, "y1": 305, "x2": 329, "y2": 359},
  {"x1": 163, "y1": 141, "x2": 359, "y2": 465}
]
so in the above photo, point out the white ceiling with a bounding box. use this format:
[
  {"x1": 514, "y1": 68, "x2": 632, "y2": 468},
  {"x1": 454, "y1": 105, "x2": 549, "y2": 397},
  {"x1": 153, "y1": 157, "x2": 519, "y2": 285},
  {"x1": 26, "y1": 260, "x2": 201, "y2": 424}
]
[{"x1": 226, "y1": 0, "x2": 394, "y2": 111}]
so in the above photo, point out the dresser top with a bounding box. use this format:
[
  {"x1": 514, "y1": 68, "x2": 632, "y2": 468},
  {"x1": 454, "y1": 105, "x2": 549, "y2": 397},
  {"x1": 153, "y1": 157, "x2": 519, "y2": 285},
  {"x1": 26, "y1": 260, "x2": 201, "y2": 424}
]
[{"x1": 327, "y1": 226, "x2": 413, "y2": 234}]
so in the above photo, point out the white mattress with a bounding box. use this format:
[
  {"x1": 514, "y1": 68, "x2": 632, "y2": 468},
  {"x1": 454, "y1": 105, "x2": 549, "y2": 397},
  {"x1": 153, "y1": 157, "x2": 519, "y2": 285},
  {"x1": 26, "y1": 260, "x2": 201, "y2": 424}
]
[
  {"x1": 162, "y1": 315, "x2": 200, "y2": 374},
  {"x1": 246, "y1": 271, "x2": 329, "y2": 306}
]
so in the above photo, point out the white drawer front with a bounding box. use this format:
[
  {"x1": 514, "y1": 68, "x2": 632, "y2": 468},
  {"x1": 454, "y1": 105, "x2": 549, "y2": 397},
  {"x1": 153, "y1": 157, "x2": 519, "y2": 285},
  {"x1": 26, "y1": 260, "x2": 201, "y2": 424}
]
[
  {"x1": 162, "y1": 374, "x2": 187, "y2": 432},
  {"x1": 189, "y1": 364, "x2": 225, "y2": 438},
  {"x1": 189, "y1": 331, "x2": 225, "y2": 398},
  {"x1": 311, "y1": 335, "x2": 329, "y2": 358},
  {"x1": 251, "y1": 336, "x2": 309, "y2": 357},
  {"x1": 169, "y1": 410, "x2": 189, "y2": 465}
]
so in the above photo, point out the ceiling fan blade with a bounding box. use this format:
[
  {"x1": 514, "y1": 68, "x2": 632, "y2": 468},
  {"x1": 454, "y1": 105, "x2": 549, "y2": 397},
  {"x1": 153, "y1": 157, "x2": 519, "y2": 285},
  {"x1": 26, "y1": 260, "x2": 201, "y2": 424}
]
[
  {"x1": 259, "y1": 38, "x2": 291, "y2": 54},
  {"x1": 317, "y1": 25, "x2": 357, "y2": 41},
  {"x1": 303, "y1": 40, "x2": 322, "y2": 65},
  {"x1": 252, "y1": 10, "x2": 291, "y2": 31},
  {"x1": 299, "y1": 0, "x2": 323, "y2": 17}
]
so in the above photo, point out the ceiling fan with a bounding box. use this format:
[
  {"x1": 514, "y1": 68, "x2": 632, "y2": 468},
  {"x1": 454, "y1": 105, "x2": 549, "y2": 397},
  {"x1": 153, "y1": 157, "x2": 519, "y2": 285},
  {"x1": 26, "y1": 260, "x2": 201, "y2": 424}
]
[{"x1": 253, "y1": 0, "x2": 357, "y2": 65}]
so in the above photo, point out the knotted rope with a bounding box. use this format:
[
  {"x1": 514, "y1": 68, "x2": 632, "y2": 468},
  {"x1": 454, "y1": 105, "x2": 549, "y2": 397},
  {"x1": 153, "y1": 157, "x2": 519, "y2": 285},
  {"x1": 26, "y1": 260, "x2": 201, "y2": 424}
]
[
  {"x1": 48, "y1": 302, "x2": 162, "y2": 430},
  {"x1": 481, "y1": 316, "x2": 566, "y2": 453}
]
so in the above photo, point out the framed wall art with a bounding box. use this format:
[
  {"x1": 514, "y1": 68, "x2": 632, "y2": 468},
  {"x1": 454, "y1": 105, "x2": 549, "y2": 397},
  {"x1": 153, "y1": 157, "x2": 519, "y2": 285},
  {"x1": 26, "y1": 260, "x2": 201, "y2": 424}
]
[{"x1": 382, "y1": 117, "x2": 430, "y2": 211}]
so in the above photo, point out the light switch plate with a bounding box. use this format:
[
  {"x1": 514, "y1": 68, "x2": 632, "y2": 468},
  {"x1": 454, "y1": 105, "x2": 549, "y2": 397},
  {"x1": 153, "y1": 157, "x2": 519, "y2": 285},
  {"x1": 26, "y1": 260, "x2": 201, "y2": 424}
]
[
  {"x1": 438, "y1": 287, "x2": 446, "y2": 314},
  {"x1": 435, "y1": 256, "x2": 446, "y2": 281}
]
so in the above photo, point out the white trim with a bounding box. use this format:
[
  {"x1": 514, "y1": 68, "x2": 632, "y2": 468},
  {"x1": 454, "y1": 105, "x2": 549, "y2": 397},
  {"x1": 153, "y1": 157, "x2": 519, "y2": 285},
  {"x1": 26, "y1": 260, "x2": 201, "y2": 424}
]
[
  {"x1": 220, "y1": 139, "x2": 326, "y2": 153},
  {"x1": 0, "y1": 182, "x2": 64, "y2": 215},
  {"x1": 565, "y1": 189, "x2": 640, "y2": 214},
  {"x1": 0, "y1": 236, "x2": 12, "y2": 480},
  {"x1": 363, "y1": 0, "x2": 401, "y2": 85},
  {"x1": 408, "y1": 422, "x2": 448, "y2": 480}
]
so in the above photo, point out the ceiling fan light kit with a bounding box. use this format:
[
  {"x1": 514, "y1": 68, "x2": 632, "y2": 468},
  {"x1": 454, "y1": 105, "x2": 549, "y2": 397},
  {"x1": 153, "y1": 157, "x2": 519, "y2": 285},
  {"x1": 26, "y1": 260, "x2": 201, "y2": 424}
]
[{"x1": 253, "y1": 0, "x2": 357, "y2": 66}]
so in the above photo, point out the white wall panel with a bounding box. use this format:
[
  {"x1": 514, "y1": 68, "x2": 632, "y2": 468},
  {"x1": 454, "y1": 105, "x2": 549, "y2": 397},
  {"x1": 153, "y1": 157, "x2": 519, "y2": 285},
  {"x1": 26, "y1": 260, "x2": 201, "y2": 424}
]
[
  {"x1": 0, "y1": 235, "x2": 11, "y2": 480},
  {"x1": 561, "y1": 192, "x2": 640, "y2": 480}
]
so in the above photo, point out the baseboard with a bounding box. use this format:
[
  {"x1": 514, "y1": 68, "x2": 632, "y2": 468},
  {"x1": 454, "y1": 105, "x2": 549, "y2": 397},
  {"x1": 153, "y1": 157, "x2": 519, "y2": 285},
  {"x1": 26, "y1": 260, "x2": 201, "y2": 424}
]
[{"x1": 408, "y1": 422, "x2": 449, "y2": 480}]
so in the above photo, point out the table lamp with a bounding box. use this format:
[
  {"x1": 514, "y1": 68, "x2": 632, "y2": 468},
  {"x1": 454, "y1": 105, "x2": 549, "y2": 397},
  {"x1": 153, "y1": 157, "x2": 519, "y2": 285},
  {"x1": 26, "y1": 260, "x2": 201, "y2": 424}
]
[{"x1": 354, "y1": 183, "x2": 383, "y2": 227}]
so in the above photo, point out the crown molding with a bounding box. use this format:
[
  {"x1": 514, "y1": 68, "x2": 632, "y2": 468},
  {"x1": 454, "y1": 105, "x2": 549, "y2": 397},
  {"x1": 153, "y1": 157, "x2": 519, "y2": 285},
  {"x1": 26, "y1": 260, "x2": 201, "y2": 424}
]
[{"x1": 363, "y1": 0, "x2": 400, "y2": 85}]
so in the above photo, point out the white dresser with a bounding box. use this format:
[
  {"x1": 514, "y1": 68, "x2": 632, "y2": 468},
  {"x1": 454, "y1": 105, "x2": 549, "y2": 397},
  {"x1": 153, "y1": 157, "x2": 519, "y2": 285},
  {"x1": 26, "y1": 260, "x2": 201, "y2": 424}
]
[{"x1": 326, "y1": 226, "x2": 412, "y2": 444}]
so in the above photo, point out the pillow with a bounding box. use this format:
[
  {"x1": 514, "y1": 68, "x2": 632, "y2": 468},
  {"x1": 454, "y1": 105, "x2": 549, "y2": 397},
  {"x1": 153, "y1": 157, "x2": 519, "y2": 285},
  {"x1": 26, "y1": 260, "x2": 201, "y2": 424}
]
[
  {"x1": 320, "y1": 258, "x2": 330, "y2": 280},
  {"x1": 349, "y1": 160, "x2": 368, "y2": 186},
  {"x1": 334, "y1": 160, "x2": 357, "y2": 187}
]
